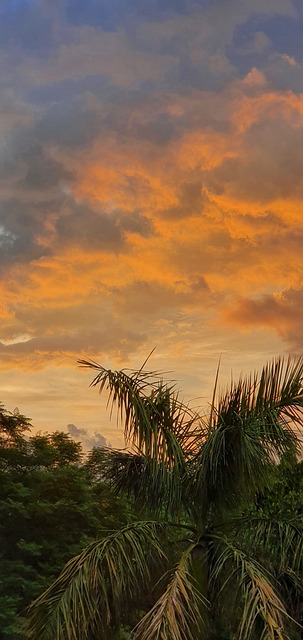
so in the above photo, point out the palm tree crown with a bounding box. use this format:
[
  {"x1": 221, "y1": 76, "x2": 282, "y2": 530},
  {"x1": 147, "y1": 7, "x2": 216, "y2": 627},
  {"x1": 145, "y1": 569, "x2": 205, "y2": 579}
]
[{"x1": 26, "y1": 355, "x2": 303, "y2": 639}]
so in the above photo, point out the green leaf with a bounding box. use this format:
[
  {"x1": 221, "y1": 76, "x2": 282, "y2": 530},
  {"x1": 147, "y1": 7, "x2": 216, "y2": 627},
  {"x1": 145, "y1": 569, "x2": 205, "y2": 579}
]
[
  {"x1": 25, "y1": 521, "x2": 168, "y2": 640},
  {"x1": 193, "y1": 356, "x2": 303, "y2": 514},
  {"x1": 133, "y1": 543, "x2": 207, "y2": 640},
  {"x1": 209, "y1": 534, "x2": 294, "y2": 640}
]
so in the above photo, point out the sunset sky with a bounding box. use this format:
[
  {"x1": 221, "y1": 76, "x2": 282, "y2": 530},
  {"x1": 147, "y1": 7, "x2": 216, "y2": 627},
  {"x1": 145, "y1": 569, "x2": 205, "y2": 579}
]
[{"x1": 1, "y1": 0, "x2": 303, "y2": 447}]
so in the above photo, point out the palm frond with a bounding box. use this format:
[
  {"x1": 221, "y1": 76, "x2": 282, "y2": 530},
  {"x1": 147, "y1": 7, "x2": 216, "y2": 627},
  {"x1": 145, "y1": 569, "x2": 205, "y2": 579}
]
[
  {"x1": 193, "y1": 409, "x2": 273, "y2": 513},
  {"x1": 193, "y1": 356, "x2": 303, "y2": 513},
  {"x1": 105, "y1": 448, "x2": 188, "y2": 516},
  {"x1": 133, "y1": 543, "x2": 207, "y2": 640},
  {"x1": 227, "y1": 514, "x2": 303, "y2": 575},
  {"x1": 78, "y1": 359, "x2": 158, "y2": 435},
  {"x1": 217, "y1": 356, "x2": 303, "y2": 451},
  {"x1": 25, "y1": 521, "x2": 168, "y2": 640},
  {"x1": 78, "y1": 360, "x2": 205, "y2": 497},
  {"x1": 209, "y1": 535, "x2": 293, "y2": 640},
  {"x1": 208, "y1": 355, "x2": 221, "y2": 430}
]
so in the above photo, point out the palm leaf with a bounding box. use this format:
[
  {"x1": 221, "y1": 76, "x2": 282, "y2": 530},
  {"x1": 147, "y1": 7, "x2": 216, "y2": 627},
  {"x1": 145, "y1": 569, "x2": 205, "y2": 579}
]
[
  {"x1": 79, "y1": 359, "x2": 204, "y2": 455},
  {"x1": 133, "y1": 543, "x2": 207, "y2": 640},
  {"x1": 209, "y1": 535, "x2": 292, "y2": 640},
  {"x1": 193, "y1": 356, "x2": 303, "y2": 514},
  {"x1": 228, "y1": 514, "x2": 303, "y2": 575},
  {"x1": 79, "y1": 360, "x2": 206, "y2": 518},
  {"x1": 105, "y1": 448, "x2": 189, "y2": 516},
  {"x1": 25, "y1": 521, "x2": 168, "y2": 640},
  {"x1": 217, "y1": 356, "x2": 303, "y2": 451}
]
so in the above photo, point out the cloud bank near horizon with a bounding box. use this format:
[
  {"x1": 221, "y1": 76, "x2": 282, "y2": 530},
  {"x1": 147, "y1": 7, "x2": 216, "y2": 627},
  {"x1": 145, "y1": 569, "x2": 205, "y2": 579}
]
[{"x1": 67, "y1": 423, "x2": 110, "y2": 451}]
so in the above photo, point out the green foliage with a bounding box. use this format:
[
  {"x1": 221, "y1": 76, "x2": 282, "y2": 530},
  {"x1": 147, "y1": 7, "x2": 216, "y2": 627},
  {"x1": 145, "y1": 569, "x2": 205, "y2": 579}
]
[
  {"x1": 0, "y1": 405, "x2": 31, "y2": 444},
  {"x1": 25, "y1": 356, "x2": 303, "y2": 639},
  {"x1": 248, "y1": 455, "x2": 303, "y2": 633},
  {"x1": 254, "y1": 455, "x2": 303, "y2": 521},
  {"x1": 0, "y1": 405, "x2": 131, "y2": 639},
  {"x1": 27, "y1": 521, "x2": 169, "y2": 640}
]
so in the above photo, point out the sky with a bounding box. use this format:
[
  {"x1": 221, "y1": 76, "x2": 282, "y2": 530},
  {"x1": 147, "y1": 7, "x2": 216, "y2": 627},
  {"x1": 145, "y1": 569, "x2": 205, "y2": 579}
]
[{"x1": 0, "y1": 0, "x2": 303, "y2": 447}]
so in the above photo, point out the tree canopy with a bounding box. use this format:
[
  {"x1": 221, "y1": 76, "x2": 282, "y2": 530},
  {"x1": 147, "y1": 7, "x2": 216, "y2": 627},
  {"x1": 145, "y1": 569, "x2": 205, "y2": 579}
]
[
  {"x1": 0, "y1": 405, "x2": 131, "y2": 639},
  {"x1": 25, "y1": 356, "x2": 303, "y2": 639}
]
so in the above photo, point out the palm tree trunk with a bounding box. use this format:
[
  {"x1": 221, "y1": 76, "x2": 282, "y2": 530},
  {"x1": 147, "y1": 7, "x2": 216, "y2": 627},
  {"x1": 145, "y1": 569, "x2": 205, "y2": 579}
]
[{"x1": 191, "y1": 543, "x2": 210, "y2": 639}]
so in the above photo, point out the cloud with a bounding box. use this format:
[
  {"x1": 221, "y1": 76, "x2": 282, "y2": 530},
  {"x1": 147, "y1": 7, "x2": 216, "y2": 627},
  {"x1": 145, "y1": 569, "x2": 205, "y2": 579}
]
[
  {"x1": 67, "y1": 423, "x2": 110, "y2": 450},
  {"x1": 0, "y1": 119, "x2": 74, "y2": 194},
  {"x1": 264, "y1": 53, "x2": 303, "y2": 92},
  {"x1": 66, "y1": 0, "x2": 195, "y2": 31},
  {"x1": 1, "y1": 0, "x2": 302, "y2": 452},
  {"x1": 159, "y1": 179, "x2": 207, "y2": 220},
  {"x1": 0, "y1": 0, "x2": 302, "y2": 394},
  {"x1": 112, "y1": 277, "x2": 210, "y2": 316},
  {"x1": 203, "y1": 96, "x2": 303, "y2": 204},
  {"x1": 0, "y1": 297, "x2": 149, "y2": 369},
  {"x1": 0, "y1": 199, "x2": 52, "y2": 266},
  {"x1": 1, "y1": 0, "x2": 292, "y2": 99},
  {"x1": 35, "y1": 101, "x2": 101, "y2": 149},
  {"x1": 224, "y1": 288, "x2": 303, "y2": 351},
  {"x1": 55, "y1": 204, "x2": 153, "y2": 250}
]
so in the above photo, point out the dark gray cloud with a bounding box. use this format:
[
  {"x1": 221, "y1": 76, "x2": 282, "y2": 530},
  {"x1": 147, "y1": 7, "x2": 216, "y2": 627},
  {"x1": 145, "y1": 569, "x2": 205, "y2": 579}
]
[
  {"x1": 0, "y1": 195, "x2": 153, "y2": 268},
  {"x1": 0, "y1": 121, "x2": 74, "y2": 187},
  {"x1": 27, "y1": 74, "x2": 111, "y2": 106},
  {"x1": 0, "y1": 90, "x2": 155, "y2": 266},
  {"x1": 23, "y1": 154, "x2": 73, "y2": 190},
  {"x1": 0, "y1": 0, "x2": 294, "y2": 99},
  {"x1": 55, "y1": 204, "x2": 153, "y2": 250},
  {"x1": 35, "y1": 102, "x2": 101, "y2": 149},
  {"x1": 131, "y1": 111, "x2": 184, "y2": 145},
  {"x1": 206, "y1": 115, "x2": 303, "y2": 202},
  {"x1": 159, "y1": 179, "x2": 206, "y2": 220},
  {"x1": 65, "y1": 0, "x2": 194, "y2": 31},
  {"x1": 265, "y1": 54, "x2": 303, "y2": 93},
  {"x1": 0, "y1": 199, "x2": 53, "y2": 264},
  {"x1": 93, "y1": 95, "x2": 191, "y2": 143}
]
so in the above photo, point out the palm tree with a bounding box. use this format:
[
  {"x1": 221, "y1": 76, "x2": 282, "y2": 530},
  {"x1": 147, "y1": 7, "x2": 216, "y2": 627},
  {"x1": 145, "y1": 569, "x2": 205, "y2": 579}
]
[{"x1": 25, "y1": 356, "x2": 303, "y2": 640}]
